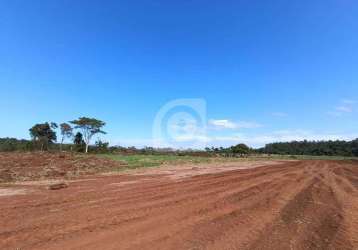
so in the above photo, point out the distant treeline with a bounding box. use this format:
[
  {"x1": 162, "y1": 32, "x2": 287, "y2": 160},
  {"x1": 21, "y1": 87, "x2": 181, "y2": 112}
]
[
  {"x1": 1, "y1": 137, "x2": 358, "y2": 157},
  {"x1": 0, "y1": 137, "x2": 212, "y2": 156},
  {"x1": 0, "y1": 137, "x2": 79, "y2": 152},
  {"x1": 258, "y1": 139, "x2": 358, "y2": 157},
  {"x1": 0, "y1": 138, "x2": 34, "y2": 151}
]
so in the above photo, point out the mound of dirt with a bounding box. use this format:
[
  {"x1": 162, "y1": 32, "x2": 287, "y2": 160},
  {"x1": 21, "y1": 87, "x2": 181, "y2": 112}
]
[{"x1": 0, "y1": 152, "x2": 125, "y2": 183}]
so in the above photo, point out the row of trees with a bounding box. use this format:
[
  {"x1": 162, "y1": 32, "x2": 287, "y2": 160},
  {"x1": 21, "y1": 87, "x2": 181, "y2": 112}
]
[
  {"x1": 0, "y1": 138, "x2": 34, "y2": 151},
  {"x1": 258, "y1": 139, "x2": 358, "y2": 157},
  {"x1": 205, "y1": 143, "x2": 251, "y2": 156},
  {"x1": 29, "y1": 117, "x2": 106, "y2": 153},
  {"x1": 2, "y1": 119, "x2": 358, "y2": 157}
]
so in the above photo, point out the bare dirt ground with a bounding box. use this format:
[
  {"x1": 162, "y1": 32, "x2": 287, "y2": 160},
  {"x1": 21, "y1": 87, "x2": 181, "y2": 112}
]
[
  {"x1": 0, "y1": 152, "x2": 124, "y2": 182},
  {"x1": 114, "y1": 160, "x2": 285, "y2": 179},
  {"x1": 1, "y1": 160, "x2": 358, "y2": 250}
]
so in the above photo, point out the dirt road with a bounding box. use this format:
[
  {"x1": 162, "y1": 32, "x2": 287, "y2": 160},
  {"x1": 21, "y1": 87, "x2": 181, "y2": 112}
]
[{"x1": 1, "y1": 160, "x2": 358, "y2": 250}]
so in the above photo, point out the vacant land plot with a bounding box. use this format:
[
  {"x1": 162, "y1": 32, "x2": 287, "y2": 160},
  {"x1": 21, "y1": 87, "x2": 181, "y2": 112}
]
[
  {"x1": 0, "y1": 152, "x2": 125, "y2": 183},
  {"x1": 100, "y1": 154, "x2": 268, "y2": 170},
  {"x1": 1, "y1": 158, "x2": 358, "y2": 249},
  {"x1": 0, "y1": 152, "x2": 254, "y2": 183}
]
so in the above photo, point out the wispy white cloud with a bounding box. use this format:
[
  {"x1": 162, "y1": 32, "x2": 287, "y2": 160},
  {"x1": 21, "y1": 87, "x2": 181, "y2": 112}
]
[
  {"x1": 336, "y1": 106, "x2": 352, "y2": 113},
  {"x1": 208, "y1": 119, "x2": 237, "y2": 129},
  {"x1": 342, "y1": 99, "x2": 357, "y2": 105},
  {"x1": 326, "y1": 111, "x2": 342, "y2": 117},
  {"x1": 208, "y1": 119, "x2": 262, "y2": 130},
  {"x1": 271, "y1": 112, "x2": 288, "y2": 117},
  {"x1": 328, "y1": 99, "x2": 356, "y2": 117}
]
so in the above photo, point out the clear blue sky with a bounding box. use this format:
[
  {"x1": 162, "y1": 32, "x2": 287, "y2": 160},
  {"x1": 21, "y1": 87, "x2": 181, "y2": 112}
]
[{"x1": 0, "y1": 0, "x2": 357, "y2": 148}]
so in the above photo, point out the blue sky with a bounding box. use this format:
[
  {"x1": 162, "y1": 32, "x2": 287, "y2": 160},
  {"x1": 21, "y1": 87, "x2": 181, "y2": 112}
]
[{"x1": 0, "y1": 0, "x2": 357, "y2": 148}]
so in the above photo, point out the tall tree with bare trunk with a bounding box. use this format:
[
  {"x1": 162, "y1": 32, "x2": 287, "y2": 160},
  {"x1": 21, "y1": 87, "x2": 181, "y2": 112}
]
[
  {"x1": 59, "y1": 123, "x2": 73, "y2": 151},
  {"x1": 70, "y1": 117, "x2": 106, "y2": 153}
]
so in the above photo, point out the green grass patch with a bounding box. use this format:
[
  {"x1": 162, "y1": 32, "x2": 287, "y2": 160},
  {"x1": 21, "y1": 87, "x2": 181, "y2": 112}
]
[
  {"x1": 99, "y1": 154, "x2": 215, "y2": 170},
  {"x1": 99, "y1": 153, "x2": 358, "y2": 172},
  {"x1": 98, "y1": 154, "x2": 258, "y2": 171}
]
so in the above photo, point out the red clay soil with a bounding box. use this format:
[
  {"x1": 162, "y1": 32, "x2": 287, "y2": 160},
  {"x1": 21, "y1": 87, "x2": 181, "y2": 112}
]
[
  {"x1": 0, "y1": 152, "x2": 123, "y2": 182},
  {"x1": 1, "y1": 160, "x2": 358, "y2": 249}
]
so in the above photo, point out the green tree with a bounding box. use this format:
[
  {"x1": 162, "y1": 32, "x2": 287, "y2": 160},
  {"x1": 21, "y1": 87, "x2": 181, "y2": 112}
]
[
  {"x1": 204, "y1": 147, "x2": 212, "y2": 152},
  {"x1": 94, "y1": 139, "x2": 109, "y2": 153},
  {"x1": 59, "y1": 123, "x2": 73, "y2": 151},
  {"x1": 29, "y1": 122, "x2": 57, "y2": 151},
  {"x1": 231, "y1": 143, "x2": 250, "y2": 156},
  {"x1": 73, "y1": 132, "x2": 85, "y2": 152},
  {"x1": 74, "y1": 132, "x2": 84, "y2": 144},
  {"x1": 70, "y1": 117, "x2": 106, "y2": 153},
  {"x1": 352, "y1": 139, "x2": 358, "y2": 156}
]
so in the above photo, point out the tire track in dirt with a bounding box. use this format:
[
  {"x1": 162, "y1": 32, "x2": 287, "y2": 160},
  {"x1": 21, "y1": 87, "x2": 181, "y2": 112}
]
[
  {"x1": 1, "y1": 160, "x2": 358, "y2": 250},
  {"x1": 0, "y1": 163, "x2": 299, "y2": 237},
  {"x1": 0, "y1": 164, "x2": 297, "y2": 248}
]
